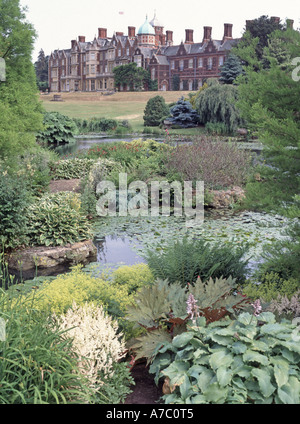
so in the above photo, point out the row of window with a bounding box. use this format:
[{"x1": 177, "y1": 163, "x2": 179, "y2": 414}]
[{"x1": 170, "y1": 56, "x2": 224, "y2": 70}]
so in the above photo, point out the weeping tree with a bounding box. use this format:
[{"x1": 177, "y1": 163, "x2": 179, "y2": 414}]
[{"x1": 195, "y1": 81, "x2": 244, "y2": 133}]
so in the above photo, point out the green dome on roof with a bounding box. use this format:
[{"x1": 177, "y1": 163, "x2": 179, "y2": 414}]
[{"x1": 138, "y1": 15, "x2": 155, "y2": 35}]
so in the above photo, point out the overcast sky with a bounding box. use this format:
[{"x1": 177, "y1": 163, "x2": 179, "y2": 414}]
[{"x1": 20, "y1": 0, "x2": 299, "y2": 61}]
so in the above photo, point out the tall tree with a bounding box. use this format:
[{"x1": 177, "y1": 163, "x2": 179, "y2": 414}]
[
  {"x1": 113, "y1": 62, "x2": 148, "y2": 91},
  {"x1": 0, "y1": 0, "x2": 43, "y2": 161},
  {"x1": 219, "y1": 53, "x2": 244, "y2": 84},
  {"x1": 35, "y1": 48, "x2": 49, "y2": 91},
  {"x1": 237, "y1": 26, "x2": 300, "y2": 211}
]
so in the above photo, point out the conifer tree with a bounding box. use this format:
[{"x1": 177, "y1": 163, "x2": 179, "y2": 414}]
[
  {"x1": 237, "y1": 27, "x2": 300, "y2": 211},
  {"x1": 219, "y1": 54, "x2": 244, "y2": 84}
]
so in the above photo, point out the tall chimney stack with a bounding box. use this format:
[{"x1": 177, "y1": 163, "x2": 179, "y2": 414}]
[
  {"x1": 98, "y1": 28, "x2": 107, "y2": 39},
  {"x1": 223, "y1": 23, "x2": 233, "y2": 41},
  {"x1": 78, "y1": 36, "x2": 86, "y2": 43},
  {"x1": 203, "y1": 26, "x2": 212, "y2": 43},
  {"x1": 128, "y1": 26, "x2": 136, "y2": 38},
  {"x1": 271, "y1": 16, "x2": 281, "y2": 25},
  {"x1": 286, "y1": 19, "x2": 294, "y2": 29},
  {"x1": 166, "y1": 30, "x2": 173, "y2": 45},
  {"x1": 185, "y1": 29, "x2": 194, "y2": 44}
]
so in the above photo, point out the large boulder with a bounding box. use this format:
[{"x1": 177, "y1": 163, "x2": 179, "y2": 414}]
[{"x1": 7, "y1": 240, "x2": 97, "y2": 273}]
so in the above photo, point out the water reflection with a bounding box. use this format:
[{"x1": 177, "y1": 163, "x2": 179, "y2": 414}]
[
  {"x1": 95, "y1": 234, "x2": 145, "y2": 266},
  {"x1": 51, "y1": 135, "x2": 163, "y2": 157}
]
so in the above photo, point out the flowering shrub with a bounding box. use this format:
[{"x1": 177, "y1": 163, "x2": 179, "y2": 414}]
[{"x1": 55, "y1": 302, "x2": 127, "y2": 393}]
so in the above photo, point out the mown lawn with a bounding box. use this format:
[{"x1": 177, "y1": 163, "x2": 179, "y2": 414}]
[{"x1": 40, "y1": 91, "x2": 192, "y2": 132}]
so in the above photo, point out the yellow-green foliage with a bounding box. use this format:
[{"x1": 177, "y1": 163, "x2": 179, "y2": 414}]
[
  {"x1": 112, "y1": 263, "x2": 154, "y2": 294},
  {"x1": 28, "y1": 263, "x2": 154, "y2": 339},
  {"x1": 243, "y1": 272, "x2": 299, "y2": 302},
  {"x1": 122, "y1": 139, "x2": 172, "y2": 155},
  {"x1": 32, "y1": 266, "x2": 132, "y2": 316}
]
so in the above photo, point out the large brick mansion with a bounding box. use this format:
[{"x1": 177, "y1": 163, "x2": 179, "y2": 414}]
[{"x1": 48, "y1": 13, "x2": 267, "y2": 92}]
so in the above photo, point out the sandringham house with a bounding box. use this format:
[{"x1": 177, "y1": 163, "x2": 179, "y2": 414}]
[{"x1": 49, "y1": 12, "x2": 240, "y2": 92}]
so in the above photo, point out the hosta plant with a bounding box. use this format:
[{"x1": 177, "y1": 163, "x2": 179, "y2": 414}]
[
  {"x1": 26, "y1": 192, "x2": 93, "y2": 246},
  {"x1": 125, "y1": 276, "x2": 249, "y2": 362},
  {"x1": 149, "y1": 312, "x2": 300, "y2": 404}
]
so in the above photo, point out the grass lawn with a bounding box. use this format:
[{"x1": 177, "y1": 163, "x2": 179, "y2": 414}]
[{"x1": 40, "y1": 91, "x2": 194, "y2": 133}]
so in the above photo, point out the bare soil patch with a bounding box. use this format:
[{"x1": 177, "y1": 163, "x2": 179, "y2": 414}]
[
  {"x1": 49, "y1": 179, "x2": 81, "y2": 193},
  {"x1": 125, "y1": 363, "x2": 163, "y2": 405}
]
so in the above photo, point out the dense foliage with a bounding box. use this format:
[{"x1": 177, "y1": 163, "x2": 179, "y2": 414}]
[
  {"x1": 0, "y1": 290, "x2": 93, "y2": 404},
  {"x1": 0, "y1": 0, "x2": 43, "y2": 161},
  {"x1": 26, "y1": 192, "x2": 93, "y2": 246},
  {"x1": 126, "y1": 276, "x2": 249, "y2": 362},
  {"x1": 195, "y1": 81, "x2": 243, "y2": 133},
  {"x1": 143, "y1": 96, "x2": 170, "y2": 127},
  {"x1": 236, "y1": 27, "x2": 300, "y2": 211},
  {"x1": 145, "y1": 236, "x2": 249, "y2": 286},
  {"x1": 166, "y1": 97, "x2": 199, "y2": 128},
  {"x1": 38, "y1": 111, "x2": 78, "y2": 144},
  {"x1": 150, "y1": 312, "x2": 300, "y2": 404},
  {"x1": 0, "y1": 170, "x2": 30, "y2": 249},
  {"x1": 219, "y1": 54, "x2": 244, "y2": 84}
]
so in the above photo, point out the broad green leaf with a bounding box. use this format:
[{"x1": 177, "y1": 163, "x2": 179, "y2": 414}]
[
  {"x1": 217, "y1": 366, "x2": 233, "y2": 387},
  {"x1": 232, "y1": 341, "x2": 247, "y2": 354},
  {"x1": 258, "y1": 312, "x2": 276, "y2": 323},
  {"x1": 209, "y1": 349, "x2": 233, "y2": 370},
  {"x1": 172, "y1": 332, "x2": 194, "y2": 348},
  {"x1": 278, "y1": 377, "x2": 300, "y2": 404},
  {"x1": 203, "y1": 382, "x2": 228, "y2": 404},
  {"x1": 197, "y1": 369, "x2": 214, "y2": 392},
  {"x1": 273, "y1": 364, "x2": 289, "y2": 388},
  {"x1": 251, "y1": 368, "x2": 276, "y2": 398},
  {"x1": 237, "y1": 313, "x2": 257, "y2": 326},
  {"x1": 243, "y1": 349, "x2": 269, "y2": 366},
  {"x1": 162, "y1": 361, "x2": 190, "y2": 386},
  {"x1": 179, "y1": 374, "x2": 192, "y2": 400}
]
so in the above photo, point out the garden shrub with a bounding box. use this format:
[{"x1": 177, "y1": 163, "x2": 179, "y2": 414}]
[
  {"x1": 74, "y1": 117, "x2": 118, "y2": 133},
  {"x1": 51, "y1": 158, "x2": 96, "y2": 180},
  {"x1": 143, "y1": 96, "x2": 170, "y2": 127},
  {"x1": 26, "y1": 192, "x2": 93, "y2": 246},
  {"x1": 166, "y1": 97, "x2": 199, "y2": 128},
  {"x1": 163, "y1": 138, "x2": 252, "y2": 189},
  {"x1": 255, "y1": 221, "x2": 300, "y2": 282},
  {"x1": 30, "y1": 266, "x2": 138, "y2": 339},
  {"x1": 37, "y1": 111, "x2": 77, "y2": 144},
  {"x1": 243, "y1": 272, "x2": 299, "y2": 302},
  {"x1": 269, "y1": 291, "x2": 300, "y2": 320},
  {"x1": 205, "y1": 122, "x2": 230, "y2": 135},
  {"x1": 145, "y1": 236, "x2": 249, "y2": 287},
  {"x1": 0, "y1": 170, "x2": 30, "y2": 249},
  {"x1": 0, "y1": 290, "x2": 92, "y2": 404},
  {"x1": 88, "y1": 158, "x2": 123, "y2": 191},
  {"x1": 55, "y1": 302, "x2": 133, "y2": 403},
  {"x1": 126, "y1": 276, "x2": 249, "y2": 362},
  {"x1": 111, "y1": 263, "x2": 154, "y2": 294},
  {"x1": 16, "y1": 147, "x2": 58, "y2": 195},
  {"x1": 150, "y1": 312, "x2": 300, "y2": 404}
]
